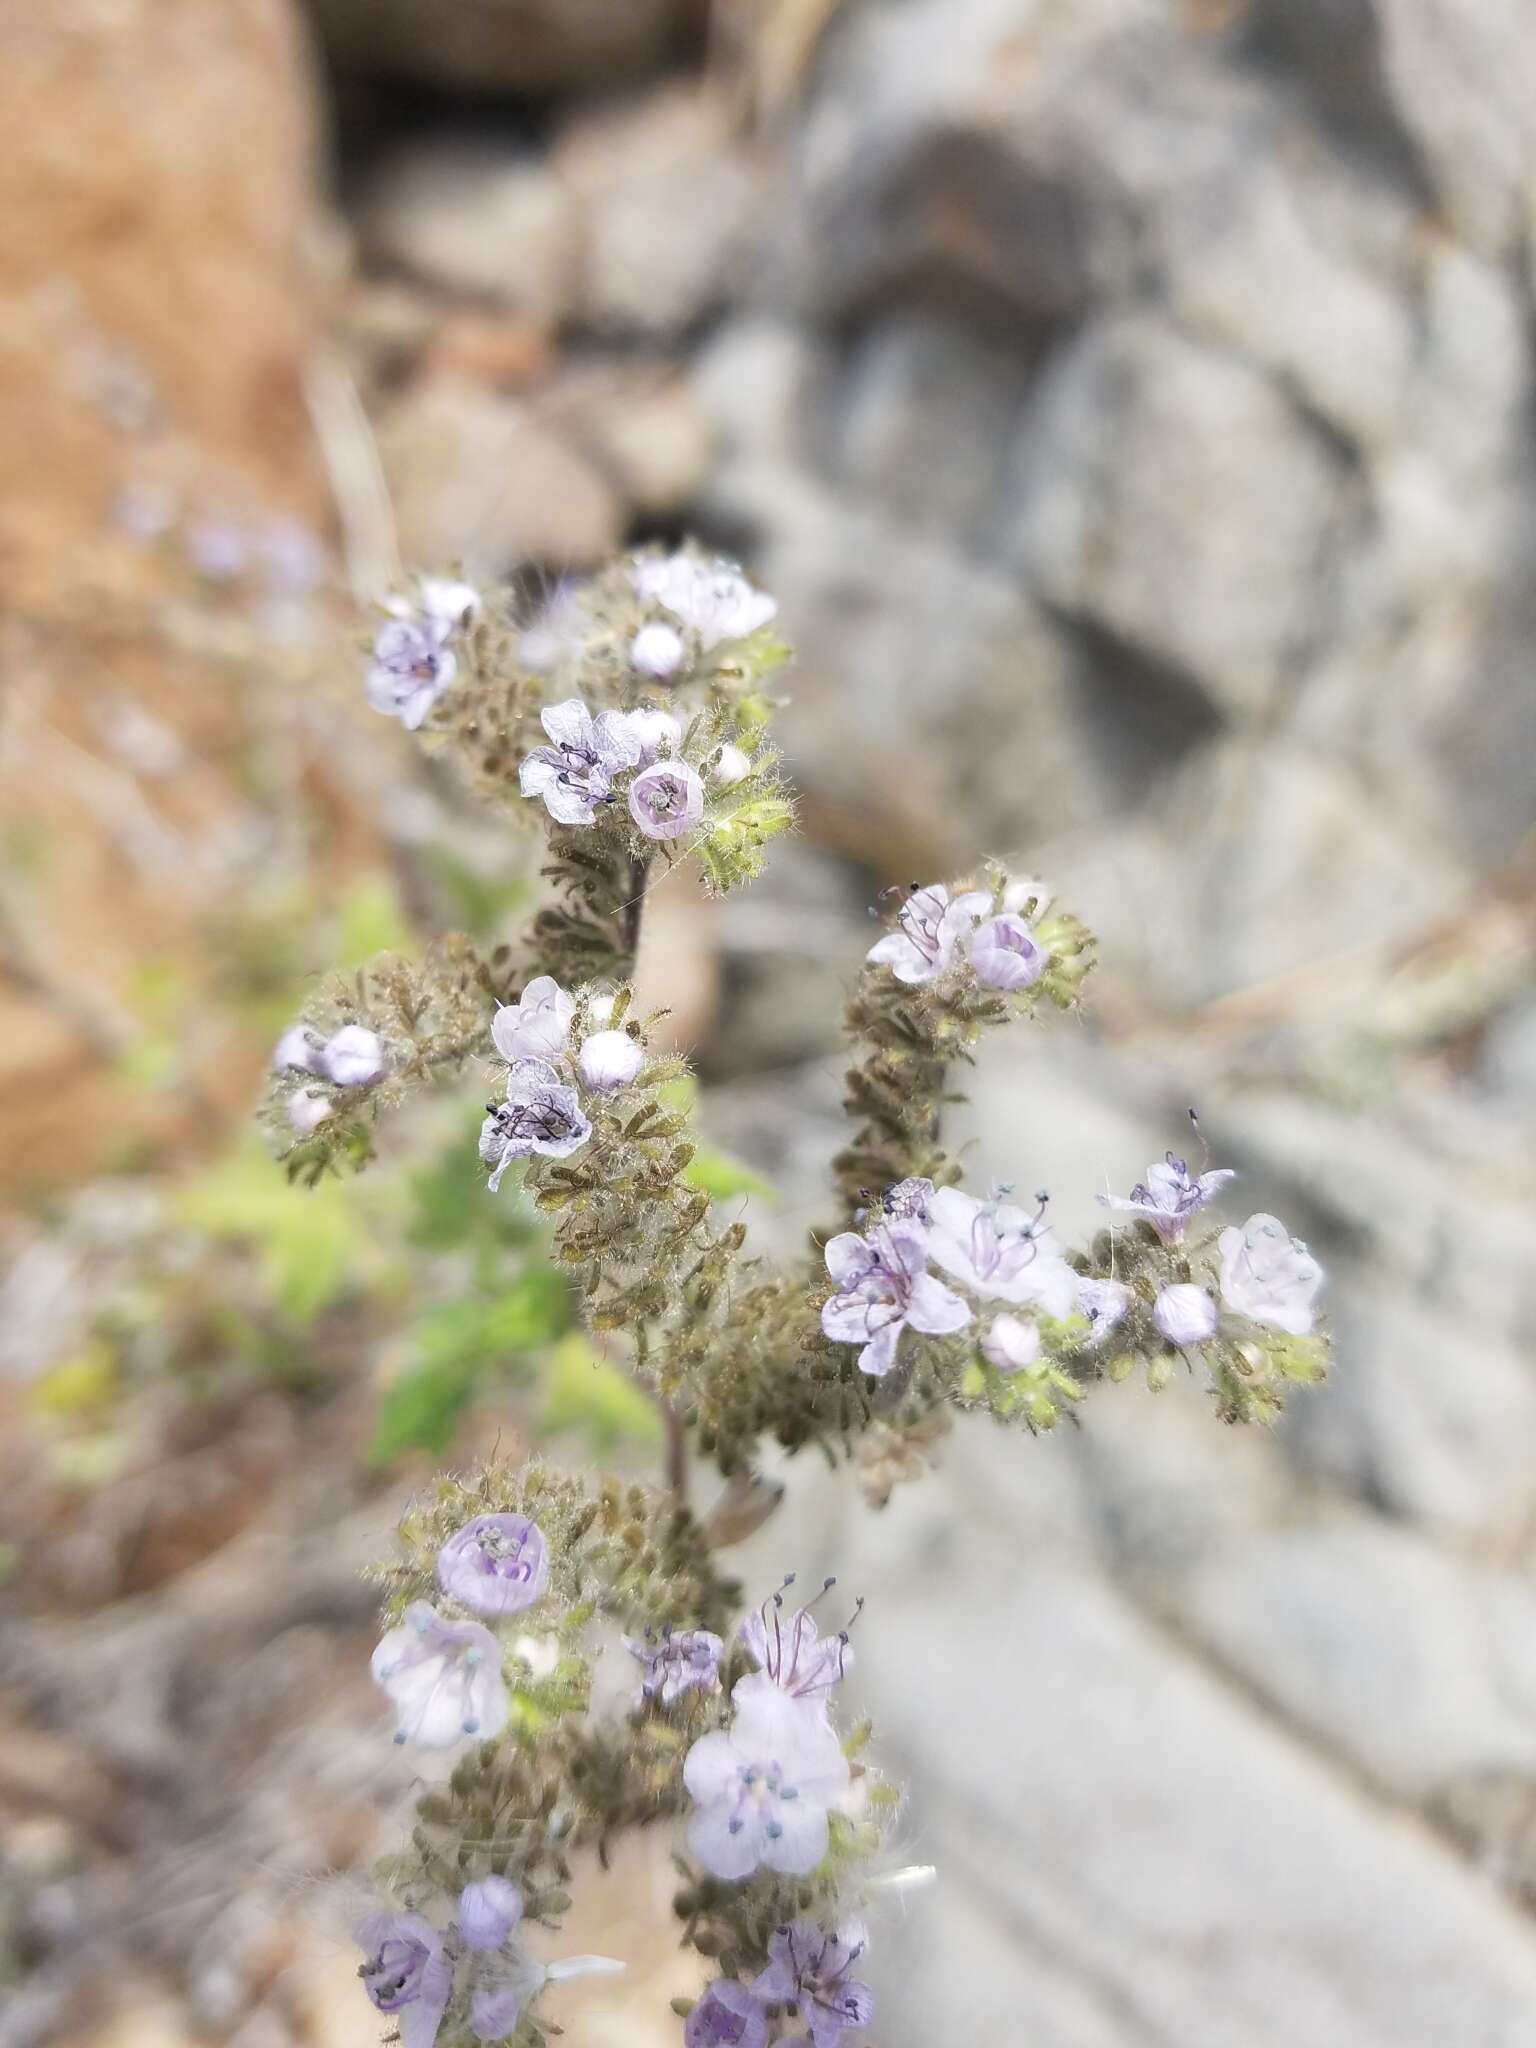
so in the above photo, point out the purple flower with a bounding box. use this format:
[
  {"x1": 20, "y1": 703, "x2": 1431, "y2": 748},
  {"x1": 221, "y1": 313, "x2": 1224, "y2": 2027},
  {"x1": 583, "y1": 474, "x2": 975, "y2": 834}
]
[
  {"x1": 1218, "y1": 1213, "x2": 1323, "y2": 1336},
  {"x1": 480, "y1": 1060, "x2": 593, "y2": 1191},
  {"x1": 753, "y1": 1922, "x2": 874, "y2": 2047},
  {"x1": 1099, "y1": 1152, "x2": 1235, "y2": 1242},
  {"x1": 882, "y1": 1176, "x2": 935, "y2": 1223},
  {"x1": 631, "y1": 623, "x2": 686, "y2": 678},
  {"x1": 1077, "y1": 1278, "x2": 1132, "y2": 1343},
  {"x1": 625, "y1": 1626, "x2": 724, "y2": 1706},
  {"x1": 366, "y1": 582, "x2": 477, "y2": 731},
  {"x1": 458, "y1": 1876, "x2": 524, "y2": 1952},
  {"x1": 357, "y1": 1911, "x2": 453, "y2": 2048},
  {"x1": 1153, "y1": 1284, "x2": 1218, "y2": 1348},
  {"x1": 686, "y1": 1979, "x2": 770, "y2": 2048},
  {"x1": 820, "y1": 1220, "x2": 971, "y2": 1378},
  {"x1": 491, "y1": 976, "x2": 575, "y2": 1064},
  {"x1": 438, "y1": 1513, "x2": 550, "y2": 1619},
  {"x1": 927, "y1": 1188, "x2": 1079, "y2": 1318},
  {"x1": 519, "y1": 698, "x2": 642, "y2": 825},
  {"x1": 628, "y1": 758, "x2": 705, "y2": 841},
  {"x1": 469, "y1": 1983, "x2": 524, "y2": 2041},
  {"x1": 981, "y1": 1313, "x2": 1041, "y2": 1373},
  {"x1": 577, "y1": 1028, "x2": 645, "y2": 1092},
  {"x1": 736, "y1": 1583, "x2": 852, "y2": 1710},
  {"x1": 371, "y1": 1601, "x2": 509, "y2": 1748},
  {"x1": 632, "y1": 553, "x2": 777, "y2": 650},
  {"x1": 969, "y1": 913, "x2": 1049, "y2": 991},
  {"x1": 189, "y1": 514, "x2": 248, "y2": 582},
  {"x1": 865, "y1": 883, "x2": 990, "y2": 987},
  {"x1": 683, "y1": 1689, "x2": 850, "y2": 1880}
]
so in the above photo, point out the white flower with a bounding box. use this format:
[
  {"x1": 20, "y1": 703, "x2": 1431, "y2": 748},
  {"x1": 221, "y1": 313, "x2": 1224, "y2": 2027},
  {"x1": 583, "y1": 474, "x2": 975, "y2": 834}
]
[
  {"x1": 492, "y1": 977, "x2": 575, "y2": 1064},
  {"x1": 419, "y1": 578, "x2": 480, "y2": 634},
  {"x1": 866, "y1": 883, "x2": 991, "y2": 987},
  {"x1": 630, "y1": 623, "x2": 685, "y2": 678},
  {"x1": 683, "y1": 1689, "x2": 849, "y2": 1880},
  {"x1": 927, "y1": 1188, "x2": 1079, "y2": 1317},
  {"x1": 518, "y1": 698, "x2": 643, "y2": 826},
  {"x1": 632, "y1": 553, "x2": 777, "y2": 650},
  {"x1": 982, "y1": 1314, "x2": 1041, "y2": 1373},
  {"x1": 621, "y1": 705, "x2": 683, "y2": 763},
  {"x1": 577, "y1": 1029, "x2": 645, "y2": 1093},
  {"x1": 322, "y1": 1024, "x2": 388, "y2": 1088},
  {"x1": 1153, "y1": 1284, "x2": 1218, "y2": 1348},
  {"x1": 479, "y1": 1060, "x2": 592, "y2": 1191},
  {"x1": 1077, "y1": 1277, "x2": 1132, "y2": 1343},
  {"x1": 371, "y1": 1601, "x2": 509, "y2": 1749},
  {"x1": 1218, "y1": 1214, "x2": 1323, "y2": 1336},
  {"x1": 1100, "y1": 1152, "x2": 1235, "y2": 1242},
  {"x1": 287, "y1": 1085, "x2": 333, "y2": 1136},
  {"x1": 820, "y1": 1219, "x2": 971, "y2": 1378},
  {"x1": 712, "y1": 743, "x2": 752, "y2": 786},
  {"x1": 272, "y1": 1024, "x2": 322, "y2": 1075},
  {"x1": 1001, "y1": 876, "x2": 1052, "y2": 918}
]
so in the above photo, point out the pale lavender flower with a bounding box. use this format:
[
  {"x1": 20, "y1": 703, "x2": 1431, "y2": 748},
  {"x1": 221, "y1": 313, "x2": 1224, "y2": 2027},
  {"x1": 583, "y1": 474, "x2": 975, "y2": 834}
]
[
  {"x1": 257, "y1": 517, "x2": 328, "y2": 597},
  {"x1": 882, "y1": 1176, "x2": 935, "y2": 1223},
  {"x1": 753, "y1": 1921, "x2": 874, "y2": 2047},
  {"x1": 438, "y1": 1513, "x2": 550, "y2": 1619},
  {"x1": 492, "y1": 976, "x2": 575, "y2": 1064},
  {"x1": 683, "y1": 1688, "x2": 850, "y2": 1880},
  {"x1": 927, "y1": 1188, "x2": 1079, "y2": 1318},
  {"x1": 865, "y1": 883, "x2": 990, "y2": 987},
  {"x1": 458, "y1": 1877, "x2": 524, "y2": 1952},
  {"x1": 367, "y1": 613, "x2": 456, "y2": 730},
  {"x1": 287, "y1": 1086, "x2": 333, "y2": 1136},
  {"x1": 712, "y1": 742, "x2": 752, "y2": 786},
  {"x1": 982, "y1": 1313, "x2": 1041, "y2": 1373},
  {"x1": 1099, "y1": 1152, "x2": 1235, "y2": 1242},
  {"x1": 624, "y1": 1625, "x2": 723, "y2": 1706},
  {"x1": 371, "y1": 1601, "x2": 509, "y2": 1748},
  {"x1": 632, "y1": 554, "x2": 777, "y2": 650},
  {"x1": 969, "y1": 913, "x2": 1049, "y2": 991},
  {"x1": 685, "y1": 1979, "x2": 770, "y2": 2048},
  {"x1": 357, "y1": 1911, "x2": 453, "y2": 2048},
  {"x1": 629, "y1": 758, "x2": 705, "y2": 841},
  {"x1": 736, "y1": 1580, "x2": 853, "y2": 1710},
  {"x1": 189, "y1": 514, "x2": 248, "y2": 582},
  {"x1": 469, "y1": 1984, "x2": 524, "y2": 2042},
  {"x1": 321, "y1": 1024, "x2": 388, "y2": 1088},
  {"x1": 272, "y1": 1024, "x2": 323, "y2": 1075},
  {"x1": 1153, "y1": 1283, "x2": 1218, "y2": 1348},
  {"x1": 577, "y1": 1028, "x2": 645, "y2": 1093},
  {"x1": 1077, "y1": 1277, "x2": 1132, "y2": 1342},
  {"x1": 820, "y1": 1220, "x2": 970, "y2": 1378},
  {"x1": 480, "y1": 1060, "x2": 593, "y2": 1191},
  {"x1": 519, "y1": 698, "x2": 642, "y2": 825},
  {"x1": 631, "y1": 622, "x2": 686, "y2": 679},
  {"x1": 1218, "y1": 1214, "x2": 1323, "y2": 1336},
  {"x1": 622, "y1": 705, "x2": 683, "y2": 763}
]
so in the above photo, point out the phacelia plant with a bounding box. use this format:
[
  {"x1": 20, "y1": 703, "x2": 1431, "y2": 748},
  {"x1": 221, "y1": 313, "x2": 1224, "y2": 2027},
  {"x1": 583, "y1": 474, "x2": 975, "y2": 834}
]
[{"x1": 263, "y1": 546, "x2": 1330, "y2": 2046}]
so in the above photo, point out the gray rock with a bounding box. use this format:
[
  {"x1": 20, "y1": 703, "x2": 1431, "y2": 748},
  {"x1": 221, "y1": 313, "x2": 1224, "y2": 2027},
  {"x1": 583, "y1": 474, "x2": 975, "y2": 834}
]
[
  {"x1": 999, "y1": 316, "x2": 1346, "y2": 720},
  {"x1": 306, "y1": 0, "x2": 691, "y2": 96},
  {"x1": 379, "y1": 377, "x2": 624, "y2": 575},
  {"x1": 355, "y1": 136, "x2": 578, "y2": 323},
  {"x1": 555, "y1": 85, "x2": 760, "y2": 340}
]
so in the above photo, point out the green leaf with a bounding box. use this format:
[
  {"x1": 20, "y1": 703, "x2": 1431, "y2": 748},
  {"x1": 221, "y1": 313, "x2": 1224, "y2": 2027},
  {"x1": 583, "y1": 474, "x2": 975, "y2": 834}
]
[
  {"x1": 173, "y1": 1143, "x2": 377, "y2": 1322},
  {"x1": 538, "y1": 1334, "x2": 661, "y2": 1456},
  {"x1": 336, "y1": 877, "x2": 414, "y2": 967},
  {"x1": 682, "y1": 1145, "x2": 777, "y2": 1204}
]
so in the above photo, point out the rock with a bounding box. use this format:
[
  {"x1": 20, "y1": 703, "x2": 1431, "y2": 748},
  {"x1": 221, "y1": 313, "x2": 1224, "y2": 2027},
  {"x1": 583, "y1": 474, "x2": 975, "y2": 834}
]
[
  {"x1": 1251, "y1": 0, "x2": 1536, "y2": 260},
  {"x1": 305, "y1": 0, "x2": 693, "y2": 96},
  {"x1": 575, "y1": 372, "x2": 713, "y2": 518},
  {"x1": 379, "y1": 376, "x2": 624, "y2": 574},
  {"x1": 999, "y1": 316, "x2": 1346, "y2": 720},
  {"x1": 555, "y1": 85, "x2": 760, "y2": 339},
  {"x1": 355, "y1": 135, "x2": 579, "y2": 324}
]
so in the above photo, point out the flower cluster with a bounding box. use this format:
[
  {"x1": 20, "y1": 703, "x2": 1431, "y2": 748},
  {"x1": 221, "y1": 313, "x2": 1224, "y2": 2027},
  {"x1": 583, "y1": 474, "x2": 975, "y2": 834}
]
[
  {"x1": 681, "y1": 1581, "x2": 878, "y2": 2045},
  {"x1": 273, "y1": 1021, "x2": 389, "y2": 1135},
  {"x1": 479, "y1": 975, "x2": 646, "y2": 1192}
]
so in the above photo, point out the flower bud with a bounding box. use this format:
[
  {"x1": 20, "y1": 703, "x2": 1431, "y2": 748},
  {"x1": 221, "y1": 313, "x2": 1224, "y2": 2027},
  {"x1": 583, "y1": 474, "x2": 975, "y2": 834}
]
[
  {"x1": 981, "y1": 1314, "x2": 1041, "y2": 1373},
  {"x1": 1152, "y1": 1283, "x2": 1217, "y2": 1348},
  {"x1": 712, "y1": 743, "x2": 752, "y2": 786},
  {"x1": 578, "y1": 1029, "x2": 645, "y2": 1093},
  {"x1": 631, "y1": 623, "x2": 685, "y2": 678},
  {"x1": 321, "y1": 1024, "x2": 388, "y2": 1089},
  {"x1": 458, "y1": 1876, "x2": 523, "y2": 1951}
]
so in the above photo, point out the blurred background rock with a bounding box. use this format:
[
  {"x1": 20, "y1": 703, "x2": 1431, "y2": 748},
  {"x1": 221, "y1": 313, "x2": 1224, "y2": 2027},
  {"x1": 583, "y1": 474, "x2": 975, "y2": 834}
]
[{"x1": 3, "y1": 2, "x2": 1536, "y2": 2044}]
